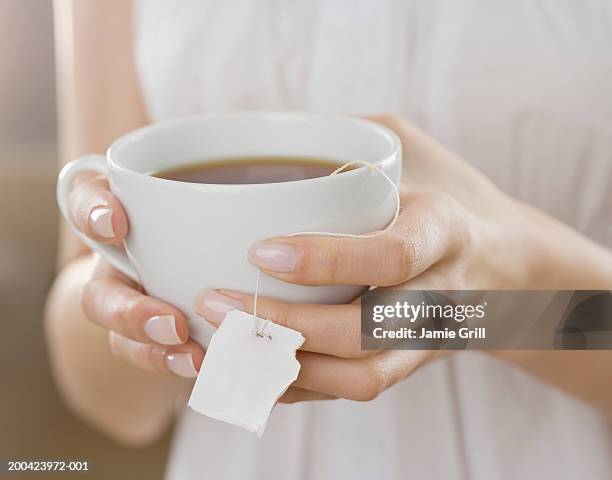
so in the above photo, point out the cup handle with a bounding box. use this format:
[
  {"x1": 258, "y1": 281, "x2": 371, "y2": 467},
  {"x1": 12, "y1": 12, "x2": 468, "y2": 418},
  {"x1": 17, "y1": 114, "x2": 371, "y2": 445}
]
[{"x1": 56, "y1": 154, "x2": 139, "y2": 282}]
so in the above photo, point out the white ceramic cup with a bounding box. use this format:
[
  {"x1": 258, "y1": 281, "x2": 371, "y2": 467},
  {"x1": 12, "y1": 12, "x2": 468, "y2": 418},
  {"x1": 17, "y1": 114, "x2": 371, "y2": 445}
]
[{"x1": 57, "y1": 112, "x2": 402, "y2": 347}]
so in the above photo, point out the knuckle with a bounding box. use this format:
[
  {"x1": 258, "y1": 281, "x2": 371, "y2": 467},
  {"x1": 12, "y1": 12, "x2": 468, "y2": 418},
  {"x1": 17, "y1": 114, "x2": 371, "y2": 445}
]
[
  {"x1": 294, "y1": 239, "x2": 341, "y2": 284},
  {"x1": 326, "y1": 241, "x2": 342, "y2": 284},
  {"x1": 68, "y1": 174, "x2": 114, "y2": 233},
  {"x1": 121, "y1": 295, "x2": 150, "y2": 338},
  {"x1": 420, "y1": 191, "x2": 473, "y2": 255},
  {"x1": 267, "y1": 302, "x2": 291, "y2": 329},
  {"x1": 122, "y1": 295, "x2": 147, "y2": 339},
  {"x1": 355, "y1": 364, "x2": 386, "y2": 402},
  {"x1": 90, "y1": 174, "x2": 110, "y2": 189},
  {"x1": 344, "y1": 315, "x2": 371, "y2": 358},
  {"x1": 124, "y1": 294, "x2": 147, "y2": 322},
  {"x1": 148, "y1": 344, "x2": 169, "y2": 373},
  {"x1": 283, "y1": 241, "x2": 310, "y2": 282},
  {"x1": 388, "y1": 234, "x2": 419, "y2": 283},
  {"x1": 77, "y1": 173, "x2": 110, "y2": 195},
  {"x1": 67, "y1": 188, "x2": 89, "y2": 231},
  {"x1": 68, "y1": 174, "x2": 98, "y2": 204}
]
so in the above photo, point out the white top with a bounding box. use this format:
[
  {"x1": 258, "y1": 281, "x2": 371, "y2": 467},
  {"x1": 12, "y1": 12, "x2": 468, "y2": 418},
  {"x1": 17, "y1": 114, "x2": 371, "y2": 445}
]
[{"x1": 134, "y1": 1, "x2": 612, "y2": 478}]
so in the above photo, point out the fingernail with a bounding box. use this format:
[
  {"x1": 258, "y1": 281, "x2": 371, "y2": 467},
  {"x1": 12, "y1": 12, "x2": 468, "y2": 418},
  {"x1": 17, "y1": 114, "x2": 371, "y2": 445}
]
[
  {"x1": 166, "y1": 353, "x2": 198, "y2": 378},
  {"x1": 144, "y1": 314, "x2": 182, "y2": 345},
  {"x1": 194, "y1": 289, "x2": 244, "y2": 326},
  {"x1": 247, "y1": 241, "x2": 299, "y2": 273},
  {"x1": 89, "y1": 206, "x2": 115, "y2": 238}
]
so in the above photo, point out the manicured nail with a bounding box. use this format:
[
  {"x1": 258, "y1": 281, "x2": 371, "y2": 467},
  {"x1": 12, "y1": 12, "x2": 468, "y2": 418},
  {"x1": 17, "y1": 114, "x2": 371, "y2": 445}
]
[
  {"x1": 144, "y1": 314, "x2": 182, "y2": 345},
  {"x1": 89, "y1": 206, "x2": 115, "y2": 238},
  {"x1": 194, "y1": 289, "x2": 244, "y2": 326},
  {"x1": 247, "y1": 241, "x2": 299, "y2": 273},
  {"x1": 166, "y1": 353, "x2": 198, "y2": 378}
]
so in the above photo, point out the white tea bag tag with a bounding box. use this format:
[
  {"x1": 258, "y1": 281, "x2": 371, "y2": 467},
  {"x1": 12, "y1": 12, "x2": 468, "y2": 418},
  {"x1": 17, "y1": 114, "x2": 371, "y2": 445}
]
[{"x1": 188, "y1": 310, "x2": 305, "y2": 436}]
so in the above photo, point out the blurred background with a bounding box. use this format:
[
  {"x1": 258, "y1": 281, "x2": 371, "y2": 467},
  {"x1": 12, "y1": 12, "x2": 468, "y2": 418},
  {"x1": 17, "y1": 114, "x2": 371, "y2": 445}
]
[{"x1": 0, "y1": 1, "x2": 170, "y2": 477}]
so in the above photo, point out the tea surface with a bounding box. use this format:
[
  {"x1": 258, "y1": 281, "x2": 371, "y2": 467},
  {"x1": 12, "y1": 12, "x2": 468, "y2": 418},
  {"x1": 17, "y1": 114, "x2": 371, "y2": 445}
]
[{"x1": 152, "y1": 156, "x2": 354, "y2": 184}]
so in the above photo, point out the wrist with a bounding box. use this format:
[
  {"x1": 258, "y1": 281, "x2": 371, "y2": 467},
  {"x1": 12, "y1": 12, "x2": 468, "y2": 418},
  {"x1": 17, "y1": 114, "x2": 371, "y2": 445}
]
[{"x1": 514, "y1": 200, "x2": 612, "y2": 289}]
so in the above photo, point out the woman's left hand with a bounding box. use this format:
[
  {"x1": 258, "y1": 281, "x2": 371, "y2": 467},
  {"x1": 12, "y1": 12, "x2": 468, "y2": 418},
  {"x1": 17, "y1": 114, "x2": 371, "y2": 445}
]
[{"x1": 192, "y1": 114, "x2": 555, "y2": 403}]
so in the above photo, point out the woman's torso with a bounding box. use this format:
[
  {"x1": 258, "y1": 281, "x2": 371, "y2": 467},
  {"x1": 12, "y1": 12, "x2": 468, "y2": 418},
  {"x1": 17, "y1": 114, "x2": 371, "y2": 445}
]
[{"x1": 135, "y1": 1, "x2": 612, "y2": 478}]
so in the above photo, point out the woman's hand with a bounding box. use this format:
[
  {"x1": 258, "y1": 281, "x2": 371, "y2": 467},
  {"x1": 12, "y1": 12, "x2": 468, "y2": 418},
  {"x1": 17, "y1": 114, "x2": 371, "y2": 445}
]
[
  {"x1": 194, "y1": 289, "x2": 438, "y2": 402},
  {"x1": 67, "y1": 172, "x2": 205, "y2": 378},
  {"x1": 193, "y1": 114, "x2": 556, "y2": 402}
]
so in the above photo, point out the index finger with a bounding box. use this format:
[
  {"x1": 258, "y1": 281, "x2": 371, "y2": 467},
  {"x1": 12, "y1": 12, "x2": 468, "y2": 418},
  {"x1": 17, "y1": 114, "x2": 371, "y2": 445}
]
[{"x1": 247, "y1": 191, "x2": 467, "y2": 287}]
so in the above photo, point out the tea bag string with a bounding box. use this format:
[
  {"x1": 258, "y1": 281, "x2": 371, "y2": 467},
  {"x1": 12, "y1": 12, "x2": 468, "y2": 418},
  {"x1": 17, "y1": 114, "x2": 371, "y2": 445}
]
[
  {"x1": 286, "y1": 160, "x2": 401, "y2": 239},
  {"x1": 253, "y1": 160, "x2": 401, "y2": 340},
  {"x1": 252, "y1": 269, "x2": 273, "y2": 340}
]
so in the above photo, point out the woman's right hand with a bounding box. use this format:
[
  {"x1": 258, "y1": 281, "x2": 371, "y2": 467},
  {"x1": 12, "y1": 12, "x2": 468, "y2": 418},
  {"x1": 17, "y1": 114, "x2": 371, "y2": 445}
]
[{"x1": 68, "y1": 172, "x2": 205, "y2": 378}]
